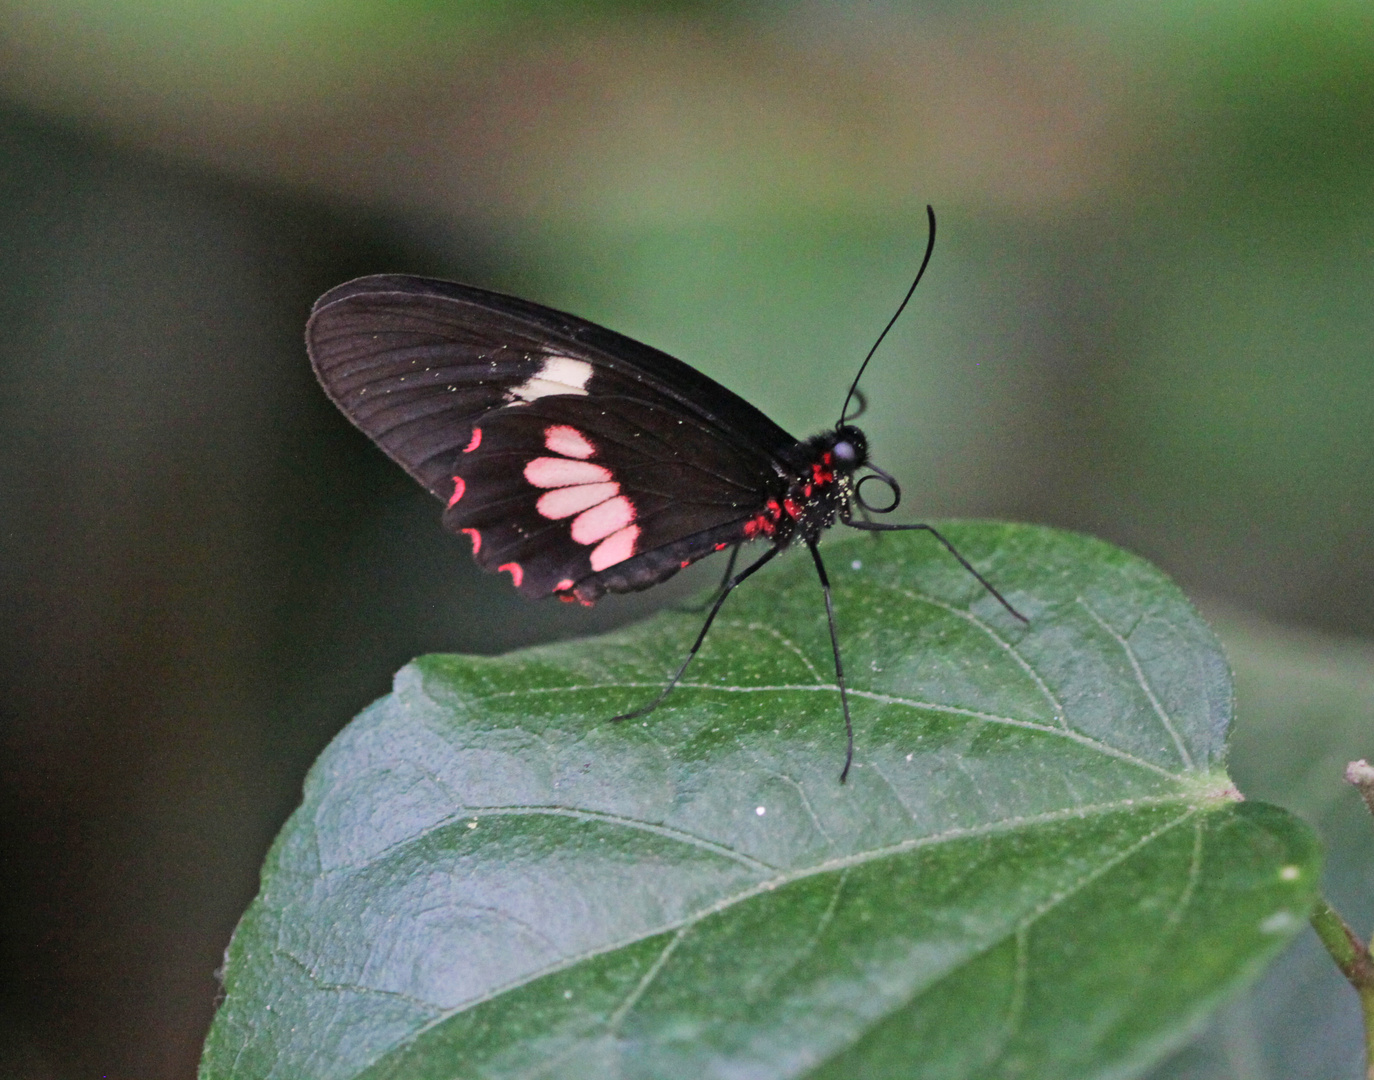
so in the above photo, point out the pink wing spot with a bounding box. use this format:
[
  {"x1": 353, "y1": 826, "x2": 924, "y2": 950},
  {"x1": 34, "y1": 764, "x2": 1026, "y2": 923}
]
[
  {"x1": 590, "y1": 524, "x2": 640, "y2": 572},
  {"x1": 554, "y1": 578, "x2": 575, "y2": 592},
  {"x1": 498, "y1": 562, "x2": 524, "y2": 588},
  {"x1": 447, "y1": 476, "x2": 466, "y2": 507},
  {"x1": 571, "y1": 495, "x2": 635, "y2": 545},
  {"x1": 463, "y1": 427, "x2": 482, "y2": 453},
  {"x1": 524, "y1": 457, "x2": 611, "y2": 488},
  {"x1": 543, "y1": 425, "x2": 596, "y2": 459},
  {"x1": 461, "y1": 528, "x2": 481, "y2": 555},
  {"x1": 536, "y1": 482, "x2": 618, "y2": 520}
]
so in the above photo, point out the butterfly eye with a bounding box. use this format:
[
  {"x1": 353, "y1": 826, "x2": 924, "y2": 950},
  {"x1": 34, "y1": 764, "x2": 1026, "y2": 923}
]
[{"x1": 833, "y1": 441, "x2": 857, "y2": 463}]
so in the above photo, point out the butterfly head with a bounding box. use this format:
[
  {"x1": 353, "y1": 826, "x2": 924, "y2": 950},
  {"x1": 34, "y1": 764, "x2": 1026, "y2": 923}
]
[
  {"x1": 831, "y1": 425, "x2": 868, "y2": 471},
  {"x1": 828, "y1": 425, "x2": 902, "y2": 518}
]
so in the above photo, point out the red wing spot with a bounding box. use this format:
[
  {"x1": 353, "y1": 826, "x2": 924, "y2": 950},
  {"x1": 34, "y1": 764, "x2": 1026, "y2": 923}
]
[
  {"x1": 680, "y1": 560, "x2": 690, "y2": 569},
  {"x1": 498, "y1": 562, "x2": 524, "y2": 588},
  {"x1": 463, "y1": 427, "x2": 482, "y2": 453},
  {"x1": 714, "y1": 542, "x2": 727, "y2": 551},
  {"x1": 447, "y1": 476, "x2": 466, "y2": 507},
  {"x1": 758, "y1": 500, "x2": 784, "y2": 533},
  {"x1": 558, "y1": 593, "x2": 575, "y2": 603},
  {"x1": 461, "y1": 528, "x2": 481, "y2": 555}
]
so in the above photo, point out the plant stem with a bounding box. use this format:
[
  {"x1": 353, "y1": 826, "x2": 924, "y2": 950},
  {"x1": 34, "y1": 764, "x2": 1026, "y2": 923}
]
[
  {"x1": 1313, "y1": 760, "x2": 1374, "y2": 1080},
  {"x1": 1310, "y1": 898, "x2": 1374, "y2": 1080}
]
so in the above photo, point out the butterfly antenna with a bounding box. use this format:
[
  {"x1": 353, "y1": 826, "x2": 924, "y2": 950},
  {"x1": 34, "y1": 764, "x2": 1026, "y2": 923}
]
[{"x1": 838, "y1": 205, "x2": 937, "y2": 427}]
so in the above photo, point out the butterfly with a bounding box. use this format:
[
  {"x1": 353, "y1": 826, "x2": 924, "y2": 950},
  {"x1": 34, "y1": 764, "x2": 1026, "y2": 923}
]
[{"x1": 306, "y1": 208, "x2": 1025, "y2": 781}]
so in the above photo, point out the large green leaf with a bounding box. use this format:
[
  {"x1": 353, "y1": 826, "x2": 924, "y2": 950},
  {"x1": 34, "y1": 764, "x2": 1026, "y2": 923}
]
[{"x1": 201, "y1": 524, "x2": 1317, "y2": 1080}]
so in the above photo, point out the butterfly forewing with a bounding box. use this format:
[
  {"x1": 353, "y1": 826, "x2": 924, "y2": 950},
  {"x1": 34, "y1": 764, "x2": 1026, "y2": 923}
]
[
  {"x1": 307, "y1": 275, "x2": 800, "y2": 600},
  {"x1": 308, "y1": 281, "x2": 545, "y2": 497}
]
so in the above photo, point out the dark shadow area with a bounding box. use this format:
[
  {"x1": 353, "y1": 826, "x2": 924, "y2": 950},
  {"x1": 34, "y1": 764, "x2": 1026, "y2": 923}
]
[{"x1": 0, "y1": 103, "x2": 692, "y2": 1079}]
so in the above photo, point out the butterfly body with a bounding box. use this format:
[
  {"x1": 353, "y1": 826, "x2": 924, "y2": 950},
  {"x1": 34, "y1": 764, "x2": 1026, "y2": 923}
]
[
  {"x1": 308, "y1": 212, "x2": 1024, "y2": 781},
  {"x1": 308, "y1": 275, "x2": 871, "y2": 605}
]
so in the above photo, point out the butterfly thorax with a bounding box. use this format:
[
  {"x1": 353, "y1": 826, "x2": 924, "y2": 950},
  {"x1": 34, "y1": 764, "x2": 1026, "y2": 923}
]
[{"x1": 745, "y1": 425, "x2": 869, "y2": 546}]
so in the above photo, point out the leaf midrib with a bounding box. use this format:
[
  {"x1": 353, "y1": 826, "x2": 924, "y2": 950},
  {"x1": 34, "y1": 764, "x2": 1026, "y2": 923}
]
[{"x1": 444, "y1": 681, "x2": 1186, "y2": 779}]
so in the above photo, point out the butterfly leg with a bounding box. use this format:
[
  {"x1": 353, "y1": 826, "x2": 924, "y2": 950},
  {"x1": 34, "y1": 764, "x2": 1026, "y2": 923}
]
[
  {"x1": 842, "y1": 518, "x2": 1028, "y2": 623},
  {"x1": 612, "y1": 543, "x2": 781, "y2": 723},
  {"x1": 807, "y1": 541, "x2": 856, "y2": 783}
]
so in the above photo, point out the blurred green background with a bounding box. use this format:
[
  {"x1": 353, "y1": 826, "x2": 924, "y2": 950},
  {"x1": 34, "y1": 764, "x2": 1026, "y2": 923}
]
[{"x1": 0, "y1": 1, "x2": 1370, "y2": 1077}]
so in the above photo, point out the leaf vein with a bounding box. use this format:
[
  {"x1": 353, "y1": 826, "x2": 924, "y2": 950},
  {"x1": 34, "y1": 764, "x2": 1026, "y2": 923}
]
[
  {"x1": 760, "y1": 768, "x2": 834, "y2": 845},
  {"x1": 1077, "y1": 597, "x2": 1195, "y2": 771},
  {"x1": 607, "y1": 924, "x2": 692, "y2": 1033},
  {"x1": 887, "y1": 583, "x2": 1068, "y2": 726},
  {"x1": 867, "y1": 760, "x2": 918, "y2": 819},
  {"x1": 730, "y1": 619, "x2": 825, "y2": 683},
  {"x1": 328, "y1": 804, "x2": 779, "y2": 878},
  {"x1": 980, "y1": 924, "x2": 1031, "y2": 1072},
  {"x1": 276, "y1": 948, "x2": 445, "y2": 1014}
]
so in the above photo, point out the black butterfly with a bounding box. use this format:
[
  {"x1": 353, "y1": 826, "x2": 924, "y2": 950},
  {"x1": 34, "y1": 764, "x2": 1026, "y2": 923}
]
[{"x1": 307, "y1": 208, "x2": 1024, "y2": 781}]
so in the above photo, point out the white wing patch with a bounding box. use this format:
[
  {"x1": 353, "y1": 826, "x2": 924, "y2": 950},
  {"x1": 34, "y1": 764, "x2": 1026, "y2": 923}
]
[
  {"x1": 543, "y1": 424, "x2": 596, "y2": 459},
  {"x1": 524, "y1": 457, "x2": 611, "y2": 488},
  {"x1": 591, "y1": 526, "x2": 639, "y2": 571},
  {"x1": 527, "y1": 423, "x2": 640, "y2": 571},
  {"x1": 571, "y1": 496, "x2": 635, "y2": 545},
  {"x1": 538, "y1": 482, "x2": 618, "y2": 519},
  {"x1": 505, "y1": 356, "x2": 593, "y2": 403}
]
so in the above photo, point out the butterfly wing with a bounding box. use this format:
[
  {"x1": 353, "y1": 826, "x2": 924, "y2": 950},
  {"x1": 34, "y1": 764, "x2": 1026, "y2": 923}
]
[{"x1": 307, "y1": 275, "x2": 798, "y2": 601}]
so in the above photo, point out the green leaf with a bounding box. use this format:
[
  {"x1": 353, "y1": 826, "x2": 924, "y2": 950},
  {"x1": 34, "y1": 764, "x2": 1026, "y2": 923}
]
[{"x1": 201, "y1": 523, "x2": 1317, "y2": 1080}]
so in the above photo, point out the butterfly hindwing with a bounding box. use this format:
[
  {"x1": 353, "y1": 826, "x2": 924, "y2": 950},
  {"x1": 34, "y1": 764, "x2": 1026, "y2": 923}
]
[
  {"x1": 307, "y1": 275, "x2": 799, "y2": 600},
  {"x1": 442, "y1": 394, "x2": 785, "y2": 598}
]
